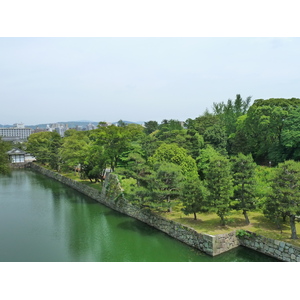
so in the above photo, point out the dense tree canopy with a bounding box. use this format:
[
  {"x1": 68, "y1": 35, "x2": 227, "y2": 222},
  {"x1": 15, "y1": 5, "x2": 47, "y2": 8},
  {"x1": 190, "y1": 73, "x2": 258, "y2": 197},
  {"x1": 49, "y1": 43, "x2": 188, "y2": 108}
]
[
  {"x1": 22, "y1": 95, "x2": 300, "y2": 238},
  {"x1": 26, "y1": 131, "x2": 62, "y2": 170}
]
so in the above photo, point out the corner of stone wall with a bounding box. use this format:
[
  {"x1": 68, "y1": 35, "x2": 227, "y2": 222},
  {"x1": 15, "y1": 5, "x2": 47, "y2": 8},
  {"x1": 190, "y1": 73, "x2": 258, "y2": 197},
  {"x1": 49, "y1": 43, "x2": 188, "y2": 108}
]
[{"x1": 213, "y1": 231, "x2": 241, "y2": 256}]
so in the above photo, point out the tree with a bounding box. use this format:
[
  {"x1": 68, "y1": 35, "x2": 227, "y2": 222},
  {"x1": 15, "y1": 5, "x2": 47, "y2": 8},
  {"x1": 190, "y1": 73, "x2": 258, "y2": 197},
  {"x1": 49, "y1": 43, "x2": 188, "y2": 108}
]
[
  {"x1": 127, "y1": 162, "x2": 183, "y2": 212},
  {"x1": 280, "y1": 106, "x2": 300, "y2": 161},
  {"x1": 227, "y1": 115, "x2": 251, "y2": 155},
  {"x1": 158, "y1": 119, "x2": 183, "y2": 133},
  {"x1": 180, "y1": 177, "x2": 208, "y2": 220},
  {"x1": 213, "y1": 94, "x2": 252, "y2": 137},
  {"x1": 139, "y1": 134, "x2": 162, "y2": 160},
  {"x1": 205, "y1": 154, "x2": 234, "y2": 226},
  {"x1": 151, "y1": 162, "x2": 184, "y2": 212},
  {"x1": 231, "y1": 153, "x2": 257, "y2": 225},
  {"x1": 154, "y1": 129, "x2": 204, "y2": 160},
  {"x1": 117, "y1": 120, "x2": 127, "y2": 127},
  {"x1": 82, "y1": 144, "x2": 108, "y2": 183},
  {"x1": 0, "y1": 138, "x2": 10, "y2": 174},
  {"x1": 265, "y1": 160, "x2": 300, "y2": 239},
  {"x1": 203, "y1": 122, "x2": 227, "y2": 155},
  {"x1": 92, "y1": 125, "x2": 133, "y2": 171},
  {"x1": 144, "y1": 120, "x2": 159, "y2": 135},
  {"x1": 196, "y1": 145, "x2": 221, "y2": 180},
  {"x1": 59, "y1": 131, "x2": 90, "y2": 174},
  {"x1": 191, "y1": 110, "x2": 220, "y2": 136},
  {"x1": 244, "y1": 98, "x2": 300, "y2": 164},
  {"x1": 26, "y1": 131, "x2": 62, "y2": 170},
  {"x1": 149, "y1": 143, "x2": 198, "y2": 179}
]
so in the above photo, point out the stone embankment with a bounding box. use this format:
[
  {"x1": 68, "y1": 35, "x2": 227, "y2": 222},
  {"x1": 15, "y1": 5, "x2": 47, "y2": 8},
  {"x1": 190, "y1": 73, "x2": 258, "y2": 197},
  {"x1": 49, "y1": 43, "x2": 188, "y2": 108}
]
[
  {"x1": 10, "y1": 162, "x2": 31, "y2": 169},
  {"x1": 30, "y1": 163, "x2": 300, "y2": 261},
  {"x1": 238, "y1": 231, "x2": 300, "y2": 262}
]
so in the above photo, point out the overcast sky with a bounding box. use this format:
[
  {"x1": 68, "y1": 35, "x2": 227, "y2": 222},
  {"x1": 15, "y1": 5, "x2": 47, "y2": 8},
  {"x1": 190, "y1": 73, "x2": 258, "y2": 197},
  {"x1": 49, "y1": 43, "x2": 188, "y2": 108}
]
[{"x1": 1, "y1": 37, "x2": 300, "y2": 125}]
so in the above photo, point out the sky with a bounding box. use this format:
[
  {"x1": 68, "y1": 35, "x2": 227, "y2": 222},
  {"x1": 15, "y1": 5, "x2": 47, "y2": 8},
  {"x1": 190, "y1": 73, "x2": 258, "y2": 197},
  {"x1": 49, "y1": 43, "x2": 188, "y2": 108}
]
[
  {"x1": 1, "y1": 1, "x2": 300, "y2": 128},
  {"x1": 1, "y1": 37, "x2": 300, "y2": 126}
]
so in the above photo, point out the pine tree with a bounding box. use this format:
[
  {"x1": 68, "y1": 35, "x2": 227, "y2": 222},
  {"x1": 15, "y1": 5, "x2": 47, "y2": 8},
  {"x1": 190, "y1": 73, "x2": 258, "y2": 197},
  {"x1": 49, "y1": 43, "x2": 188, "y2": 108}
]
[
  {"x1": 180, "y1": 177, "x2": 208, "y2": 220},
  {"x1": 231, "y1": 153, "x2": 257, "y2": 225},
  {"x1": 205, "y1": 155, "x2": 233, "y2": 226},
  {"x1": 265, "y1": 160, "x2": 300, "y2": 239}
]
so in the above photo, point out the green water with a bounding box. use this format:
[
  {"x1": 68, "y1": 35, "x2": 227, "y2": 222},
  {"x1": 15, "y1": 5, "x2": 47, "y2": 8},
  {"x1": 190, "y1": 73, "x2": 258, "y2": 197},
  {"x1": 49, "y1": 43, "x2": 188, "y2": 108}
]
[{"x1": 0, "y1": 170, "x2": 279, "y2": 262}]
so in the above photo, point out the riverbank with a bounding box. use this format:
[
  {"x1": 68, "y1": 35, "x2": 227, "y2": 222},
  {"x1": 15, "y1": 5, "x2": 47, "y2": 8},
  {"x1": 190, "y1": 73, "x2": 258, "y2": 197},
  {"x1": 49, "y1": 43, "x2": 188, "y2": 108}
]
[{"x1": 29, "y1": 163, "x2": 300, "y2": 261}]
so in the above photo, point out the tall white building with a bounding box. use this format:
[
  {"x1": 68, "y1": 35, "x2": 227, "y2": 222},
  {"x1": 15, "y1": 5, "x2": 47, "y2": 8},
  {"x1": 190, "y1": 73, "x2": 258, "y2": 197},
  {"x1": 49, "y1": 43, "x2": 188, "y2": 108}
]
[
  {"x1": 47, "y1": 123, "x2": 68, "y2": 137},
  {"x1": 0, "y1": 123, "x2": 33, "y2": 141}
]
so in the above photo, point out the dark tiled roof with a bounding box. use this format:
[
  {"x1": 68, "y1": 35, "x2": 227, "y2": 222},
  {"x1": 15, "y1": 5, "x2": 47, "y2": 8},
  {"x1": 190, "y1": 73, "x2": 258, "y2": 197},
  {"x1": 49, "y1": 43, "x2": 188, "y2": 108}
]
[{"x1": 7, "y1": 148, "x2": 26, "y2": 155}]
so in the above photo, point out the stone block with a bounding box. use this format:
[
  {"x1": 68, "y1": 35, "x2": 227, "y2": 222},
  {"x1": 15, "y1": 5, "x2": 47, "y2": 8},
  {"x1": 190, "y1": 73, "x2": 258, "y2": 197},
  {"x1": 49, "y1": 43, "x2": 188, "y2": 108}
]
[{"x1": 280, "y1": 241, "x2": 285, "y2": 248}]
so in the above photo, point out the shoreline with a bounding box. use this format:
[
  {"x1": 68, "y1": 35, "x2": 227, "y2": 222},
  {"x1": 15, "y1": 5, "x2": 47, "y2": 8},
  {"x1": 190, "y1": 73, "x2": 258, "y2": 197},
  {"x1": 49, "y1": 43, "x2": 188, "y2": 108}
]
[{"x1": 28, "y1": 163, "x2": 300, "y2": 261}]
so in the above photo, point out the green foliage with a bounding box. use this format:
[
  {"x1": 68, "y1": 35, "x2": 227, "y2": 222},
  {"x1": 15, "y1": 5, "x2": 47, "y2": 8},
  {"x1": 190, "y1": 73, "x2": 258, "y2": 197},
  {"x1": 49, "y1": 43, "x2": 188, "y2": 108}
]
[
  {"x1": 253, "y1": 165, "x2": 274, "y2": 209},
  {"x1": 280, "y1": 106, "x2": 300, "y2": 160},
  {"x1": 203, "y1": 122, "x2": 227, "y2": 155},
  {"x1": 231, "y1": 153, "x2": 257, "y2": 224},
  {"x1": 180, "y1": 177, "x2": 209, "y2": 220},
  {"x1": 244, "y1": 98, "x2": 300, "y2": 164},
  {"x1": 158, "y1": 119, "x2": 183, "y2": 133},
  {"x1": 236, "y1": 229, "x2": 252, "y2": 238},
  {"x1": 0, "y1": 138, "x2": 11, "y2": 174},
  {"x1": 205, "y1": 154, "x2": 234, "y2": 226},
  {"x1": 149, "y1": 143, "x2": 198, "y2": 178},
  {"x1": 91, "y1": 125, "x2": 136, "y2": 171},
  {"x1": 26, "y1": 131, "x2": 62, "y2": 170},
  {"x1": 227, "y1": 115, "x2": 250, "y2": 155},
  {"x1": 144, "y1": 120, "x2": 159, "y2": 135},
  {"x1": 264, "y1": 160, "x2": 300, "y2": 239},
  {"x1": 196, "y1": 145, "x2": 221, "y2": 180},
  {"x1": 125, "y1": 162, "x2": 184, "y2": 212},
  {"x1": 59, "y1": 131, "x2": 90, "y2": 171},
  {"x1": 190, "y1": 110, "x2": 220, "y2": 136},
  {"x1": 139, "y1": 134, "x2": 162, "y2": 160},
  {"x1": 213, "y1": 94, "x2": 252, "y2": 137},
  {"x1": 151, "y1": 162, "x2": 184, "y2": 211}
]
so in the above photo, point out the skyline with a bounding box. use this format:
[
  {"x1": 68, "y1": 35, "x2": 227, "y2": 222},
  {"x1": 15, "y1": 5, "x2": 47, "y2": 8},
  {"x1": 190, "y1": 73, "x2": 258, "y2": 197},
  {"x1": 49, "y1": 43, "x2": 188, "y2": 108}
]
[{"x1": 1, "y1": 37, "x2": 300, "y2": 125}]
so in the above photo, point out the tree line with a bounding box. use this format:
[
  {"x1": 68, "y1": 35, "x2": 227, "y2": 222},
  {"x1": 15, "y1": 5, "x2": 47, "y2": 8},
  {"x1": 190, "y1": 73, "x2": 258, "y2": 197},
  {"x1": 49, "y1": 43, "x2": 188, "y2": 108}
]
[{"x1": 2, "y1": 95, "x2": 300, "y2": 239}]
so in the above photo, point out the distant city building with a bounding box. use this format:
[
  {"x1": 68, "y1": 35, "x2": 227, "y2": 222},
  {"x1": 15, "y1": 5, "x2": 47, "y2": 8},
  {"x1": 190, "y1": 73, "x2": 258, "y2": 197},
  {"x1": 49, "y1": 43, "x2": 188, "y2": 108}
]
[
  {"x1": 0, "y1": 123, "x2": 33, "y2": 141},
  {"x1": 33, "y1": 127, "x2": 48, "y2": 134},
  {"x1": 87, "y1": 123, "x2": 96, "y2": 130},
  {"x1": 46, "y1": 123, "x2": 69, "y2": 137}
]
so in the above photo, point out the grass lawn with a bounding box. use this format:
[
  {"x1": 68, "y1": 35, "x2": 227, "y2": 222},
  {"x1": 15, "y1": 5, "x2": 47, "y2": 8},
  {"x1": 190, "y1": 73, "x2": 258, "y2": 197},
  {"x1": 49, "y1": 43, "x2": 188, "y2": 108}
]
[
  {"x1": 159, "y1": 203, "x2": 300, "y2": 248},
  {"x1": 59, "y1": 171, "x2": 103, "y2": 192}
]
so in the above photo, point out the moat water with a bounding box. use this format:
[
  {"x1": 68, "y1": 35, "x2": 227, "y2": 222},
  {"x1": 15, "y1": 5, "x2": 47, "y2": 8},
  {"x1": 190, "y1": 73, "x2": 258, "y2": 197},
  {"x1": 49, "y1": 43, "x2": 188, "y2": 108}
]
[{"x1": 0, "y1": 170, "x2": 279, "y2": 262}]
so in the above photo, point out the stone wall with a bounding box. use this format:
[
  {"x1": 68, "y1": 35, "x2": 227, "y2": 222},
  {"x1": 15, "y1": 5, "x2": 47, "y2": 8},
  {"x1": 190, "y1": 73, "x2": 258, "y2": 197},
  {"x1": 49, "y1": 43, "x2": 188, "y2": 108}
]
[
  {"x1": 214, "y1": 231, "x2": 241, "y2": 256},
  {"x1": 10, "y1": 162, "x2": 31, "y2": 169},
  {"x1": 29, "y1": 163, "x2": 300, "y2": 261},
  {"x1": 238, "y1": 231, "x2": 300, "y2": 262},
  {"x1": 29, "y1": 163, "x2": 217, "y2": 256}
]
